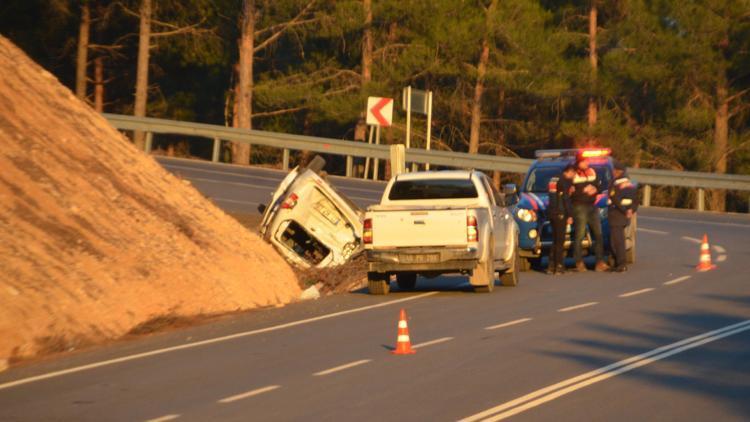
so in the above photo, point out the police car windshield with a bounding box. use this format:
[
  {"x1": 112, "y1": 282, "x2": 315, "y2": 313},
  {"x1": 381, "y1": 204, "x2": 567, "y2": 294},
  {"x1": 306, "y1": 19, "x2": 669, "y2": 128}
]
[{"x1": 524, "y1": 165, "x2": 611, "y2": 193}]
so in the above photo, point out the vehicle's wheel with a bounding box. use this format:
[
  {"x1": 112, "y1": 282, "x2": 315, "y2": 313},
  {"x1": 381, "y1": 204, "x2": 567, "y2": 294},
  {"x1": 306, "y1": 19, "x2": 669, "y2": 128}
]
[
  {"x1": 500, "y1": 247, "x2": 520, "y2": 287},
  {"x1": 306, "y1": 155, "x2": 326, "y2": 174},
  {"x1": 367, "y1": 272, "x2": 389, "y2": 295},
  {"x1": 471, "y1": 257, "x2": 495, "y2": 293},
  {"x1": 396, "y1": 273, "x2": 417, "y2": 290},
  {"x1": 519, "y1": 257, "x2": 532, "y2": 272}
]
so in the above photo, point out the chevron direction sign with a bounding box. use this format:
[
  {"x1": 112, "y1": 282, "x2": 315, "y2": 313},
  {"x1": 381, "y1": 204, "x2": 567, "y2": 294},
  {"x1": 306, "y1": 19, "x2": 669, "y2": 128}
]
[{"x1": 366, "y1": 97, "x2": 394, "y2": 127}]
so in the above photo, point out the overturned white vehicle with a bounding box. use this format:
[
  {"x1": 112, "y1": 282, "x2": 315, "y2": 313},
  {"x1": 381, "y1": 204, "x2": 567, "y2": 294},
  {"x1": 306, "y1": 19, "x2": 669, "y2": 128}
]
[{"x1": 259, "y1": 156, "x2": 364, "y2": 268}]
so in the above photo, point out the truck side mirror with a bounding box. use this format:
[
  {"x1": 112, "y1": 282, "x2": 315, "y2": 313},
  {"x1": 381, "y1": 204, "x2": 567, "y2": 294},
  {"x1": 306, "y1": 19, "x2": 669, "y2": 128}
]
[{"x1": 503, "y1": 184, "x2": 518, "y2": 206}]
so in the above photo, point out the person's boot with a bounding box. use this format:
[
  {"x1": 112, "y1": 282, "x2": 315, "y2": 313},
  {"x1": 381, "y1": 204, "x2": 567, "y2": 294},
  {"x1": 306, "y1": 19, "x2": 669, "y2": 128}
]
[
  {"x1": 545, "y1": 264, "x2": 556, "y2": 275},
  {"x1": 556, "y1": 264, "x2": 567, "y2": 274},
  {"x1": 575, "y1": 261, "x2": 587, "y2": 272},
  {"x1": 612, "y1": 265, "x2": 627, "y2": 273},
  {"x1": 595, "y1": 261, "x2": 610, "y2": 272}
]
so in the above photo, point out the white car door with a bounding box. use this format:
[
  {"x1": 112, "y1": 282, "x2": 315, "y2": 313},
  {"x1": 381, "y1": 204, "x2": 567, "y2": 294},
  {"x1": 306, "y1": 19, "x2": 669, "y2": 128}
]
[{"x1": 479, "y1": 175, "x2": 508, "y2": 262}]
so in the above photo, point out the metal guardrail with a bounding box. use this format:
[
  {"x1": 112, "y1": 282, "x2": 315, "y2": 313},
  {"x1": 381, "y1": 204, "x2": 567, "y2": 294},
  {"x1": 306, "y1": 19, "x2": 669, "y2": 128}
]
[{"x1": 105, "y1": 114, "x2": 750, "y2": 211}]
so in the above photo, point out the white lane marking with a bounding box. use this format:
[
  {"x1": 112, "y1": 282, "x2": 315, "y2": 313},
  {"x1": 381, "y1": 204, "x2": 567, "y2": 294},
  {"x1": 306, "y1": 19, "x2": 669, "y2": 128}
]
[
  {"x1": 0, "y1": 292, "x2": 438, "y2": 390},
  {"x1": 664, "y1": 275, "x2": 692, "y2": 286},
  {"x1": 485, "y1": 318, "x2": 532, "y2": 331},
  {"x1": 637, "y1": 227, "x2": 669, "y2": 235},
  {"x1": 681, "y1": 236, "x2": 702, "y2": 244},
  {"x1": 639, "y1": 215, "x2": 750, "y2": 229},
  {"x1": 461, "y1": 319, "x2": 750, "y2": 422},
  {"x1": 145, "y1": 415, "x2": 180, "y2": 422},
  {"x1": 557, "y1": 302, "x2": 598, "y2": 313},
  {"x1": 165, "y1": 164, "x2": 384, "y2": 195},
  {"x1": 717, "y1": 254, "x2": 727, "y2": 262},
  {"x1": 217, "y1": 385, "x2": 280, "y2": 403},
  {"x1": 313, "y1": 359, "x2": 372, "y2": 376},
  {"x1": 618, "y1": 288, "x2": 654, "y2": 298},
  {"x1": 411, "y1": 337, "x2": 454, "y2": 349},
  {"x1": 713, "y1": 245, "x2": 726, "y2": 254}
]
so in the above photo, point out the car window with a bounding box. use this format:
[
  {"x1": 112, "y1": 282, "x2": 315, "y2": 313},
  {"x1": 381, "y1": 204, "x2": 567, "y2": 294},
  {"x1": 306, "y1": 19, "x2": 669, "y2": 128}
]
[
  {"x1": 524, "y1": 167, "x2": 562, "y2": 193},
  {"x1": 524, "y1": 165, "x2": 612, "y2": 193},
  {"x1": 388, "y1": 178, "x2": 478, "y2": 200}
]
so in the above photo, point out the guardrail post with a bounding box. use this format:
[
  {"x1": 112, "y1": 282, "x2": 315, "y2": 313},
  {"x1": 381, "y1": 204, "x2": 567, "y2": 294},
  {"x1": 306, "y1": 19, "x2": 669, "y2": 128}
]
[
  {"x1": 212, "y1": 138, "x2": 221, "y2": 163},
  {"x1": 643, "y1": 184, "x2": 651, "y2": 207},
  {"x1": 390, "y1": 144, "x2": 406, "y2": 176},
  {"x1": 282, "y1": 149, "x2": 290, "y2": 171},
  {"x1": 144, "y1": 131, "x2": 153, "y2": 154},
  {"x1": 346, "y1": 155, "x2": 353, "y2": 178},
  {"x1": 697, "y1": 188, "x2": 705, "y2": 212}
]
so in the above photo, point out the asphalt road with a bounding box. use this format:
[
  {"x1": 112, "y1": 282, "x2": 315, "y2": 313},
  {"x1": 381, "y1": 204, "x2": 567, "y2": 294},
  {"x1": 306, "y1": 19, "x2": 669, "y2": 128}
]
[{"x1": 1, "y1": 157, "x2": 749, "y2": 422}]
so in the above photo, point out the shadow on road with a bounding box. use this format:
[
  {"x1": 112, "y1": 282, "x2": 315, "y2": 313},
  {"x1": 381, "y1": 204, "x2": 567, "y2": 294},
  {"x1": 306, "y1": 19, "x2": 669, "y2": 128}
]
[{"x1": 537, "y1": 301, "x2": 750, "y2": 419}]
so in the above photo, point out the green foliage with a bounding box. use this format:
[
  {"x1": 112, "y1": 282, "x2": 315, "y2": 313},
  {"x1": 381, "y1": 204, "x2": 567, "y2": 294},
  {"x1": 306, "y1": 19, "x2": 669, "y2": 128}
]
[{"x1": 2, "y1": 0, "x2": 749, "y2": 208}]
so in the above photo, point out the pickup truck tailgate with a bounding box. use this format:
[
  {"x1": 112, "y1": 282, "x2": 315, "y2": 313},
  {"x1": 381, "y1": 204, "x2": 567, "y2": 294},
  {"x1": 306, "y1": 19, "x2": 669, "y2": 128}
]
[{"x1": 370, "y1": 209, "x2": 468, "y2": 248}]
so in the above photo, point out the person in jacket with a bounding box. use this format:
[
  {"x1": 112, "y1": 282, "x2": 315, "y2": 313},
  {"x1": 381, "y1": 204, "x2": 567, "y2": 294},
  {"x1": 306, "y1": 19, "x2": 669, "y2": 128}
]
[
  {"x1": 546, "y1": 165, "x2": 576, "y2": 275},
  {"x1": 571, "y1": 153, "x2": 609, "y2": 272},
  {"x1": 608, "y1": 160, "x2": 638, "y2": 272}
]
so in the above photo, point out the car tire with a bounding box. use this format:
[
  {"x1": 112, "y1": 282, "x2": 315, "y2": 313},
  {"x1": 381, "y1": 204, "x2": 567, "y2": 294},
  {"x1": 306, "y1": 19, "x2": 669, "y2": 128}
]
[
  {"x1": 500, "y1": 246, "x2": 520, "y2": 287},
  {"x1": 472, "y1": 256, "x2": 495, "y2": 293},
  {"x1": 519, "y1": 257, "x2": 532, "y2": 272},
  {"x1": 396, "y1": 273, "x2": 417, "y2": 290},
  {"x1": 367, "y1": 272, "x2": 389, "y2": 295},
  {"x1": 306, "y1": 155, "x2": 326, "y2": 174}
]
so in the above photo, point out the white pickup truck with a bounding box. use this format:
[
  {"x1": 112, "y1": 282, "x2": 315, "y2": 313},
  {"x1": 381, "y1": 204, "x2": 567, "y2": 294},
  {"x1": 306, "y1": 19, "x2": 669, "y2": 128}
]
[{"x1": 364, "y1": 170, "x2": 520, "y2": 294}]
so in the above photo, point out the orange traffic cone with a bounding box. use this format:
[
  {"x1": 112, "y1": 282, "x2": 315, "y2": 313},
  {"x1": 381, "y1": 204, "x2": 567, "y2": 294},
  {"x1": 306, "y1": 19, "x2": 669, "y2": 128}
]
[
  {"x1": 392, "y1": 309, "x2": 416, "y2": 355},
  {"x1": 696, "y1": 234, "x2": 717, "y2": 272}
]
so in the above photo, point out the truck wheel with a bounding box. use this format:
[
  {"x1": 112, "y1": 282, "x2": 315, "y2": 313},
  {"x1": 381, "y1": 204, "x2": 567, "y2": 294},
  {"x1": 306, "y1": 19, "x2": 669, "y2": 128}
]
[
  {"x1": 500, "y1": 247, "x2": 520, "y2": 287},
  {"x1": 367, "y1": 272, "x2": 389, "y2": 295},
  {"x1": 396, "y1": 273, "x2": 417, "y2": 291},
  {"x1": 472, "y1": 258, "x2": 495, "y2": 293}
]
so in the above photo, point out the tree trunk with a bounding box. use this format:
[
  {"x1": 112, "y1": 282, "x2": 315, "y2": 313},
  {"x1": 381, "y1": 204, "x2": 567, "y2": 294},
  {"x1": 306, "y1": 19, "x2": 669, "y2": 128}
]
[
  {"x1": 493, "y1": 88, "x2": 505, "y2": 188},
  {"x1": 468, "y1": 0, "x2": 497, "y2": 154},
  {"x1": 75, "y1": 2, "x2": 90, "y2": 101},
  {"x1": 354, "y1": 0, "x2": 373, "y2": 143},
  {"x1": 587, "y1": 0, "x2": 598, "y2": 129},
  {"x1": 94, "y1": 56, "x2": 104, "y2": 112},
  {"x1": 468, "y1": 38, "x2": 490, "y2": 154},
  {"x1": 133, "y1": 0, "x2": 151, "y2": 151},
  {"x1": 232, "y1": 0, "x2": 254, "y2": 166},
  {"x1": 710, "y1": 80, "x2": 729, "y2": 211}
]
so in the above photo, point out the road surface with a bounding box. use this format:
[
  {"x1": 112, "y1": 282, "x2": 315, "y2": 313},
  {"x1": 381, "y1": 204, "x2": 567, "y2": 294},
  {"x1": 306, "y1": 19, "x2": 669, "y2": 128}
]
[{"x1": 1, "y1": 157, "x2": 748, "y2": 422}]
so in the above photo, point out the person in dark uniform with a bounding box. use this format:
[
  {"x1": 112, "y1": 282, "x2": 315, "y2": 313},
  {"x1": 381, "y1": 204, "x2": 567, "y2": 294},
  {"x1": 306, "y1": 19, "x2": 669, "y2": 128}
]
[
  {"x1": 608, "y1": 160, "x2": 638, "y2": 272},
  {"x1": 546, "y1": 165, "x2": 576, "y2": 275},
  {"x1": 571, "y1": 153, "x2": 609, "y2": 272}
]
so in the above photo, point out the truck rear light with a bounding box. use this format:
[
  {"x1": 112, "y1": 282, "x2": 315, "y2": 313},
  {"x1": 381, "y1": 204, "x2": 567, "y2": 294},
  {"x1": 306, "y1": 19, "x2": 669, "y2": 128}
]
[
  {"x1": 467, "y1": 215, "x2": 478, "y2": 242},
  {"x1": 363, "y1": 218, "x2": 373, "y2": 244},
  {"x1": 280, "y1": 192, "x2": 299, "y2": 209}
]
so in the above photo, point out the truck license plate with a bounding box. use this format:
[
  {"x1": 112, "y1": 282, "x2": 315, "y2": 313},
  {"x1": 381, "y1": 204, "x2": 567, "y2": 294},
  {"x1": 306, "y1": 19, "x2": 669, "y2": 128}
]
[{"x1": 399, "y1": 253, "x2": 439, "y2": 264}]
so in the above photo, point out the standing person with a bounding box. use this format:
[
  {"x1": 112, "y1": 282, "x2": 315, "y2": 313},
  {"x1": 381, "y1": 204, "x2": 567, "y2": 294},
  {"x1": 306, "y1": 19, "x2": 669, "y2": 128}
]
[
  {"x1": 608, "y1": 161, "x2": 638, "y2": 272},
  {"x1": 546, "y1": 165, "x2": 576, "y2": 275},
  {"x1": 571, "y1": 153, "x2": 609, "y2": 272}
]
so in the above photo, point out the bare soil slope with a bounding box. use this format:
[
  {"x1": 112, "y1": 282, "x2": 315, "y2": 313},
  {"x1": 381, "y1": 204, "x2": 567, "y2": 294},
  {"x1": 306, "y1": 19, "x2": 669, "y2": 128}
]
[{"x1": 0, "y1": 36, "x2": 300, "y2": 364}]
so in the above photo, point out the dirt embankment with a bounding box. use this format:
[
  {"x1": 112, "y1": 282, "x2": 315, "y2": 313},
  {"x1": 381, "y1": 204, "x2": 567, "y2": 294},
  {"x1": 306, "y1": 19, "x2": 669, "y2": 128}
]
[{"x1": 0, "y1": 36, "x2": 300, "y2": 365}]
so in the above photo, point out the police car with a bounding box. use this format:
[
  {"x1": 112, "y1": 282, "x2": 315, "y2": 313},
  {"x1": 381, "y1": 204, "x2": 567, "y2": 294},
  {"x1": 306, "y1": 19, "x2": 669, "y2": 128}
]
[{"x1": 509, "y1": 148, "x2": 637, "y2": 270}]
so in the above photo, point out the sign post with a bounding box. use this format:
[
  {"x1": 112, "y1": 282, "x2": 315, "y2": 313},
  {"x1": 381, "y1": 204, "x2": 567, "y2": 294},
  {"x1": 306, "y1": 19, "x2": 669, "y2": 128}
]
[{"x1": 425, "y1": 90, "x2": 433, "y2": 170}]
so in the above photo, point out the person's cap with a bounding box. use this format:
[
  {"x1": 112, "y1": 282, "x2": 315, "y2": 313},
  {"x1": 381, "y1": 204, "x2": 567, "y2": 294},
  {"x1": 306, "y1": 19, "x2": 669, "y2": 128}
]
[
  {"x1": 612, "y1": 160, "x2": 626, "y2": 171},
  {"x1": 575, "y1": 151, "x2": 588, "y2": 163},
  {"x1": 563, "y1": 164, "x2": 576, "y2": 172}
]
